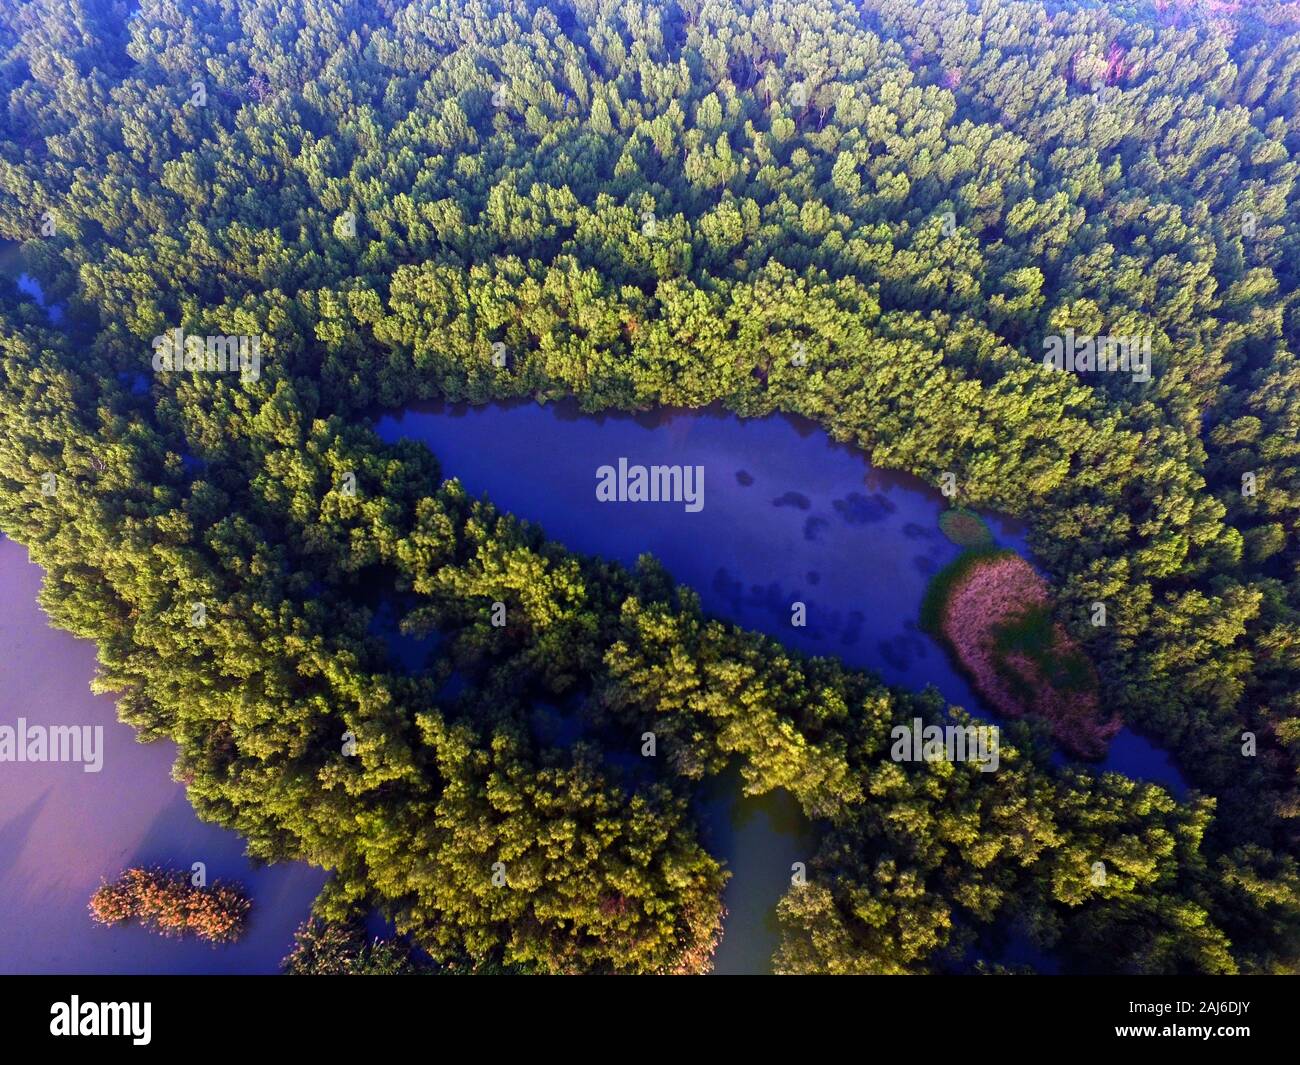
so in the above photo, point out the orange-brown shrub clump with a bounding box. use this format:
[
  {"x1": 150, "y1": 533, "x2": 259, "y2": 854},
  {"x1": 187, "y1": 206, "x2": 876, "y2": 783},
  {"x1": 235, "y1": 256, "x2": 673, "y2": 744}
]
[
  {"x1": 925, "y1": 550, "x2": 1121, "y2": 759},
  {"x1": 89, "y1": 867, "x2": 251, "y2": 945}
]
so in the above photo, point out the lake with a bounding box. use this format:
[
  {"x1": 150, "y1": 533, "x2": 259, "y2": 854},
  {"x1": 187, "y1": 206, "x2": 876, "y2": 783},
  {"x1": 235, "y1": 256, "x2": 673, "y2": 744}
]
[
  {"x1": 376, "y1": 398, "x2": 1190, "y2": 973},
  {"x1": 0, "y1": 236, "x2": 1187, "y2": 972}
]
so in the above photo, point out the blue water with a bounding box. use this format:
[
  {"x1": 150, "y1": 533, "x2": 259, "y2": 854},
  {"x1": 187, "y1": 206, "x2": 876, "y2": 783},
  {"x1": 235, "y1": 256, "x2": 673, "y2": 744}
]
[
  {"x1": 376, "y1": 399, "x2": 1187, "y2": 797},
  {"x1": 0, "y1": 264, "x2": 1188, "y2": 974},
  {"x1": 376, "y1": 398, "x2": 1190, "y2": 975},
  {"x1": 15, "y1": 272, "x2": 63, "y2": 323}
]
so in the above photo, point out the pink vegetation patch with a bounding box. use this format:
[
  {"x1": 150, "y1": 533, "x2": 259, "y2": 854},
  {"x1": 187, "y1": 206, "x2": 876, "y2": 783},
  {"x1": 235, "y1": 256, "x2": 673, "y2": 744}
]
[{"x1": 939, "y1": 554, "x2": 1121, "y2": 759}]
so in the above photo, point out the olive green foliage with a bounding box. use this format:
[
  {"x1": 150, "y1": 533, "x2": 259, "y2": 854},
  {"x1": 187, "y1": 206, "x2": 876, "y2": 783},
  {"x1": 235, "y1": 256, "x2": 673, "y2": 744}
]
[
  {"x1": 993, "y1": 605, "x2": 1094, "y2": 694},
  {"x1": 283, "y1": 918, "x2": 430, "y2": 975},
  {"x1": 1, "y1": 0, "x2": 1299, "y2": 973}
]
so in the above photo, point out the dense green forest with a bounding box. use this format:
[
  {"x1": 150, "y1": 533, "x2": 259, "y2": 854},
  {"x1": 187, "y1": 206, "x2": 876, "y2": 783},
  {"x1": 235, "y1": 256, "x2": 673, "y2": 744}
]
[{"x1": 0, "y1": 0, "x2": 1298, "y2": 973}]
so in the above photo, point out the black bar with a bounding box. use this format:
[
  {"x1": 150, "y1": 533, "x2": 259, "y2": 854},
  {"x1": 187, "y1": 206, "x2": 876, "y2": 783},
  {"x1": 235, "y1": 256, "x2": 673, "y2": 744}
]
[{"x1": 0, "y1": 975, "x2": 1290, "y2": 1053}]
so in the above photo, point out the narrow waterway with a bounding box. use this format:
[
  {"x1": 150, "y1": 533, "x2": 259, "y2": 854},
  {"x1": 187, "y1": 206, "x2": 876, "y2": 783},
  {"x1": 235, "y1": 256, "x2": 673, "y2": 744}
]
[
  {"x1": 0, "y1": 238, "x2": 1188, "y2": 973},
  {"x1": 376, "y1": 398, "x2": 1190, "y2": 972}
]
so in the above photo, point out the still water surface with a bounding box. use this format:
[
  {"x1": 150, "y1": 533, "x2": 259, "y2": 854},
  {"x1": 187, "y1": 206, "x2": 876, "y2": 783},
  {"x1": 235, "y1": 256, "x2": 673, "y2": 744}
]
[
  {"x1": 377, "y1": 399, "x2": 1189, "y2": 973},
  {"x1": 0, "y1": 246, "x2": 1187, "y2": 971},
  {"x1": 0, "y1": 538, "x2": 325, "y2": 973}
]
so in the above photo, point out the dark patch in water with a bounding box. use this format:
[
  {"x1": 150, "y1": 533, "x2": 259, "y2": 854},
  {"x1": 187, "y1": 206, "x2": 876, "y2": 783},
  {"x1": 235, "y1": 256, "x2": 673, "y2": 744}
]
[
  {"x1": 806, "y1": 571, "x2": 820, "y2": 585},
  {"x1": 803, "y1": 516, "x2": 829, "y2": 542},
  {"x1": 735, "y1": 469, "x2": 754, "y2": 486},
  {"x1": 749, "y1": 581, "x2": 790, "y2": 618},
  {"x1": 879, "y1": 632, "x2": 927, "y2": 672},
  {"x1": 712, "y1": 567, "x2": 743, "y2": 611},
  {"x1": 913, "y1": 554, "x2": 940, "y2": 576},
  {"x1": 902, "y1": 521, "x2": 933, "y2": 540},
  {"x1": 832, "y1": 491, "x2": 895, "y2": 524},
  {"x1": 773, "y1": 491, "x2": 811, "y2": 510},
  {"x1": 841, "y1": 610, "x2": 864, "y2": 647}
]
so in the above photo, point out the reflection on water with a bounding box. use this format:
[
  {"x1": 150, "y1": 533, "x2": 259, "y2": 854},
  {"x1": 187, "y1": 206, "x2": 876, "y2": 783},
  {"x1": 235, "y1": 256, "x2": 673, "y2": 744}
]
[
  {"x1": 0, "y1": 539, "x2": 324, "y2": 973},
  {"x1": 695, "y1": 770, "x2": 818, "y2": 975},
  {"x1": 378, "y1": 398, "x2": 1192, "y2": 973},
  {"x1": 377, "y1": 399, "x2": 1185, "y2": 792}
]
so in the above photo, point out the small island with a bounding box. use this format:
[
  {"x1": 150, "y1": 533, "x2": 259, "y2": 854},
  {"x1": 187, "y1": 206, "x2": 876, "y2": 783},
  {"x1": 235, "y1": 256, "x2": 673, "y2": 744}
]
[
  {"x1": 938, "y1": 507, "x2": 996, "y2": 549},
  {"x1": 923, "y1": 546, "x2": 1121, "y2": 759},
  {"x1": 89, "y1": 867, "x2": 251, "y2": 946}
]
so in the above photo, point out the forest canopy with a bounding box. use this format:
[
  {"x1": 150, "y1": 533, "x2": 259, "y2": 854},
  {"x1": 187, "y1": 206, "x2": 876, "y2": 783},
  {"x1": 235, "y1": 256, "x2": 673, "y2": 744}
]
[{"x1": 0, "y1": 0, "x2": 1298, "y2": 973}]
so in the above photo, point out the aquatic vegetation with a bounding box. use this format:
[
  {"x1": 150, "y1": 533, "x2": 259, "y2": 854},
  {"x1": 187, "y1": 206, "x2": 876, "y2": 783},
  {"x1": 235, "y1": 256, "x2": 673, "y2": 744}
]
[
  {"x1": 89, "y1": 868, "x2": 250, "y2": 945},
  {"x1": 924, "y1": 551, "x2": 1121, "y2": 758},
  {"x1": 938, "y1": 508, "x2": 995, "y2": 548},
  {"x1": 1, "y1": 0, "x2": 1298, "y2": 976}
]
